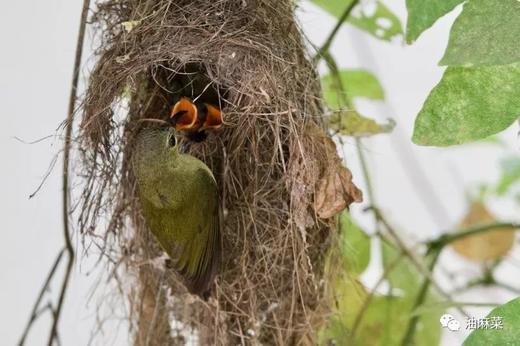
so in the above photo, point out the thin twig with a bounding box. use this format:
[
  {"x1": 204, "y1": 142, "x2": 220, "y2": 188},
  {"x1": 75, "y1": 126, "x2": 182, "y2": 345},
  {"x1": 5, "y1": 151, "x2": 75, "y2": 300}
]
[
  {"x1": 372, "y1": 209, "x2": 443, "y2": 290},
  {"x1": 47, "y1": 0, "x2": 91, "y2": 345},
  {"x1": 354, "y1": 121, "x2": 456, "y2": 343},
  {"x1": 396, "y1": 220, "x2": 519, "y2": 344},
  {"x1": 400, "y1": 248, "x2": 441, "y2": 346},
  {"x1": 18, "y1": 249, "x2": 65, "y2": 346},
  {"x1": 412, "y1": 300, "x2": 502, "y2": 315},
  {"x1": 427, "y1": 222, "x2": 520, "y2": 249},
  {"x1": 350, "y1": 251, "x2": 405, "y2": 340},
  {"x1": 313, "y1": 0, "x2": 360, "y2": 64},
  {"x1": 371, "y1": 207, "x2": 470, "y2": 318},
  {"x1": 496, "y1": 281, "x2": 520, "y2": 295}
]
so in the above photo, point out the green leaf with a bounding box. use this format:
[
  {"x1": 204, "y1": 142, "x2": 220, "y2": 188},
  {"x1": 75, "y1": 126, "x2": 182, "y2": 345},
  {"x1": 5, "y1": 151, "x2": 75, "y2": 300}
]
[
  {"x1": 331, "y1": 110, "x2": 394, "y2": 137},
  {"x1": 412, "y1": 62, "x2": 520, "y2": 146},
  {"x1": 319, "y1": 213, "x2": 441, "y2": 346},
  {"x1": 312, "y1": 0, "x2": 403, "y2": 41},
  {"x1": 311, "y1": 0, "x2": 355, "y2": 21},
  {"x1": 496, "y1": 157, "x2": 520, "y2": 196},
  {"x1": 321, "y1": 69, "x2": 391, "y2": 137},
  {"x1": 463, "y1": 298, "x2": 520, "y2": 345},
  {"x1": 440, "y1": 0, "x2": 520, "y2": 67},
  {"x1": 405, "y1": 0, "x2": 465, "y2": 43},
  {"x1": 339, "y1": 213, "x2": 370, "y2": 276},
  {"x1": 322, "y1": 69, "x2": 385, "y2": 108},
  {"x1": 348, "y1": 1, "x2": 403, "y2": 42}
]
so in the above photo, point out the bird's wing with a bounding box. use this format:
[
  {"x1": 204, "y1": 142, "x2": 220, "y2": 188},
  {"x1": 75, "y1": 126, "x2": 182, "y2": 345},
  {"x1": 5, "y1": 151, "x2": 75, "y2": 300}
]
[
  {"x1": 139, "y1": 165, "x2": 220, "y2": 296},
  {"x1": 174, "y1": 173, "x2": 220, "y2": 295}
]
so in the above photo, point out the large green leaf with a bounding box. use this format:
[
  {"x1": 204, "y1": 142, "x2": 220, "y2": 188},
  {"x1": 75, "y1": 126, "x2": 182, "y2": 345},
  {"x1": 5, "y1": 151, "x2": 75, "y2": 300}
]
[
  {"x1": 463, "y1": 297, "x2": 520, "y2": 345},
  {"x1": 412, "y1": 62, "x2": 520, "y2": 146},
  {"x1": 321, "y1": 69, "x2": 385, "y2": 108},
  {"x1": 319, "y1": 213, "x2": 441, "y2": 346},
  {"x1": 312, "y1": 0, "x2": 402, "y2": 42},
  {"x1": 405, "y1": 0, "x2": 465, "y2": 43},
  {"x1": 440, "y1": 0, "x2": 520, "y2": 66}
]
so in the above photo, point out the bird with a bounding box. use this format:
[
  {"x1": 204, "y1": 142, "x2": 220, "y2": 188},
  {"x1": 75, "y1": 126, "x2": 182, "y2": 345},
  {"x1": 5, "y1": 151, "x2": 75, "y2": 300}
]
[
  {"x1": 170, "y1": 96, "x2": 223, "y2": 142},
  {"x1": 132, "y1": 125, "x2": 221, "y2": 296}
]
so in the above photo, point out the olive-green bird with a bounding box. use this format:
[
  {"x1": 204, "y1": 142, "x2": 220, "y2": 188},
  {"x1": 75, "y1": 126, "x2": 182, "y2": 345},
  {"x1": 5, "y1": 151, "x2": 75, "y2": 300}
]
[{"x1": 132, "y1": 125, "x2": 221, "y2": 296}]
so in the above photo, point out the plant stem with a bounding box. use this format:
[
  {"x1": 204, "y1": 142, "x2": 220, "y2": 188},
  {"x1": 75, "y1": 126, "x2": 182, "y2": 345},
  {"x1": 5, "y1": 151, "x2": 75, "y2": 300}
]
[
  {"x1": 47, "y1": 0, "x2": 91, "y2": 344},
  {"x1": 428, "y1": 222, "x2": 520, "y2": 249},
  {"x1": 400, "y1": 248, "x2": 441, "y2": 346},
  {"x1": 397, "y1": 222, "x2": 520, "y2": 344},
  {"x1": 18, "y1": 249, "x2": 65, "y2": 346},
  {"x1": 496, "y1": 281, "x2": 520, "y2": 294},
  {"x1": 356, "y1": 139, "x2": 375, "y2": 205},
  {"x1": 370, "y1": 207, "x2": 451, "y2": 300},
  {"x1": 350, "y1": 251, "x2": 405, "y2": 340},
  {"x1": 314, "y1": 0, "x2": 360, "y2": 64}
]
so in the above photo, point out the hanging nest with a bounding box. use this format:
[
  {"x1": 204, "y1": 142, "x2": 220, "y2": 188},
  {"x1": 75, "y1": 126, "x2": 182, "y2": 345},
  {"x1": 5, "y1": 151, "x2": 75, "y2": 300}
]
[{"x1": 78, "y1": 0, "x2": 362, "y2": 345}]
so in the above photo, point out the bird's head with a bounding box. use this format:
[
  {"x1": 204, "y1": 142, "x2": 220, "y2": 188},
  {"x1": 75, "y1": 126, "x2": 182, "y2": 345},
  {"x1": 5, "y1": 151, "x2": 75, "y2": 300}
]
[{"x1": 134, "y1": 125, "x2": 179, "y2": 164}]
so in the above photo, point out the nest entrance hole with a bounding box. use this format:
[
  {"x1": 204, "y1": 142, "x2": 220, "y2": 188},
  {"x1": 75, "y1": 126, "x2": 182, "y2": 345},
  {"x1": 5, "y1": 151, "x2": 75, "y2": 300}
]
[{"x1": 148, "y1": 63, "x2": 229, "y2": 122}]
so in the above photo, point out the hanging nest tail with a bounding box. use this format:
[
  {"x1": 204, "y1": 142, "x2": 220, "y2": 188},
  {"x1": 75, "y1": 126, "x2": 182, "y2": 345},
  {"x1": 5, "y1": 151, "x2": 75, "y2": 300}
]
[{"x1": 78, "y1": 0, "x2": 362, "y2": 345}]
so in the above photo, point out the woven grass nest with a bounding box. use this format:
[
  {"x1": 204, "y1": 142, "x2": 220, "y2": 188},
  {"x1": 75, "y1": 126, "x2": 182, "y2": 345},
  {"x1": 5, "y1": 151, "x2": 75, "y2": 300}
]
[{"x1": 78, "y1": 0, "x2": 362, "y2": 344}]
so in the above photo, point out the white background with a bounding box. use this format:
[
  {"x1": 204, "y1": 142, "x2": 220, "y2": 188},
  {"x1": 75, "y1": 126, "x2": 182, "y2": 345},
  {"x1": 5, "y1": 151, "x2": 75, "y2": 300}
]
[{"x1": 1, "y1": 1, "x2": 518, "y2": 345}]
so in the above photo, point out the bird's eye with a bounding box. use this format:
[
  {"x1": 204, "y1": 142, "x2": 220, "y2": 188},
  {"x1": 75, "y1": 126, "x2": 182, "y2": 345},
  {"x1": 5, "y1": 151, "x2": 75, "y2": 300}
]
[{"x1": 168, "y1": 133, "x2": 176, "y2": 147}]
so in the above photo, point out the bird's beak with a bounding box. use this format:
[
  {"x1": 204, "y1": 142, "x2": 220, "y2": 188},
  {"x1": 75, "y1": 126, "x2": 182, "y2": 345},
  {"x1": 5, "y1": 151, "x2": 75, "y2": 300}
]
[
  {"x1": 202, "y1": 104, "x2": 223, "y2": 129},
  {"x1": 171, "y1": 97, "x2": 198, "y2": 131}
]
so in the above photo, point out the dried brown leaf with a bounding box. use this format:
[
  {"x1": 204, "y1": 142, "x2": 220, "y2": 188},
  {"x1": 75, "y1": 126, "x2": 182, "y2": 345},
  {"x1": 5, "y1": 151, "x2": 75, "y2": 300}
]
[
  {"x1": 314, "y1": 161, "x2": 362, "y2": 219},
  {"x1": 313, "y1": 127, "x2": 362, "y2": 218},
  {"x1": 288, "y1": 123, "x2": 362, "y2": 225},
  {"x1": 452, "y1": 202, "x2": 515, "y2": 262}
]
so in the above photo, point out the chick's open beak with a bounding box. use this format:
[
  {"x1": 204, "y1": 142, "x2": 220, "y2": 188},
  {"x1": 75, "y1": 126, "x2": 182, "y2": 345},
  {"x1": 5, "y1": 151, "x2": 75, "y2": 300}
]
[
  {"x1": 171, "y1": 97, "x2": 198, "y2": 131},
  {"x1": 202, "y1": 103, "x2": 223, "y2": 129}
]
